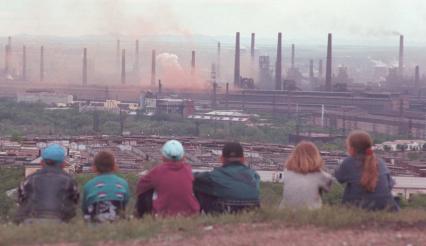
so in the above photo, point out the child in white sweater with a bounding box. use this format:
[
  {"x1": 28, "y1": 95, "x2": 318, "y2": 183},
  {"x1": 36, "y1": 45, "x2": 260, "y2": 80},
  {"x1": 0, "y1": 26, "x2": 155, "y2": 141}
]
[{"x1": 280, "y1": 141, "x2": 334, "y2": 209}]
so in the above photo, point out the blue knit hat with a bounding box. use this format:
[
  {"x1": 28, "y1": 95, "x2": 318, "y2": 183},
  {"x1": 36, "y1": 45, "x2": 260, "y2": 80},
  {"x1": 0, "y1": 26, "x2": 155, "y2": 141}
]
[
  {"x1": 42, "y1": 144, "x2": 65, "y2": 164},
  {"x1": 161, "y1": 140, "x2": 184, "y2": 161}
]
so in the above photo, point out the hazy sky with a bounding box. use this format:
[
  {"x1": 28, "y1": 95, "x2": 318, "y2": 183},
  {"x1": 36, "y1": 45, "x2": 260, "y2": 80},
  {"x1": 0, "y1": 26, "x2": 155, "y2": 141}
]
[{"x1": 1, "y1": 0, "x2": 426, "y2": 43}]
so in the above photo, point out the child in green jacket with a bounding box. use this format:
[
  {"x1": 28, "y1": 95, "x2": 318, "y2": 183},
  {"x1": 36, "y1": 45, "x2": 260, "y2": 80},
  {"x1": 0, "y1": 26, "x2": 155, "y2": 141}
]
[{"x1": 82, "y1": 151, "x2": 130, "y2": 223}]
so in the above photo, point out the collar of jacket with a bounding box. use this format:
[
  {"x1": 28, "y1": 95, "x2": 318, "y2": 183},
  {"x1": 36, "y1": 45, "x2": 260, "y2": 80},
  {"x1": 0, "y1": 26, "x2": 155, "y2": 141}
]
[{"x1": 223, "y1": 161, "x2": 245, "y2": 167}]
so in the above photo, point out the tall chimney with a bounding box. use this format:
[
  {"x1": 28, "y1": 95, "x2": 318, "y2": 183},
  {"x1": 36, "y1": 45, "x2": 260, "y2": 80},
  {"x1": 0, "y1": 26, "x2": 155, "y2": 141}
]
[
  {"x1": 4, "y1": 45, "x2": 8, "y2": 74},
  {"x1": 151, "y1": 49, "x2": 156, "y2": 86},
  {"x1": 319, "y1": 59, "x2": 323, "y2": 78},
  {"x1": 399, "y1": 35, "x2": 404, "y2": 78},
  {"x1": 134, "y1": 39, "x2": 140, "y2": 73},
  {"x1": 415, "y1": 65, "x2": 420, "y2": 88},
  {"x1": 211, "y1": 63, "x2": 217, "y2": 108},
  {"x1": 22, "y1": 45, "x2": 26, "y2": 80},
  {"x1": 275, "y1": 32, "x2": 282, "y2": 90},
  {"x1": 250, "y1": 33, "x2": 255, "y2": 58},
  {"x1": 158, "y1": 79, "x2": 162, "y2": 95},
  {"x1": 191, "y1": 50, "x2": 196, "y2": 75},
  {"x1": 309, "y1": 59, "x2": 314, "y2": 79},
  {"x1": 40, "y1": 46, "x2": 44, "y2": 82},
  {"x1": 121, "y1": 49, "x2": 126, "y2": 84},
  {"x1": 116, "y1": 39, "x2": 120, "y2": 70},
  {"x1": 82, "y1": 48, "x2": 87, "y2": 85},
  {"x1": 325, "y1": 33, "x2": 332, "y2": 91},
  {"x1": 291, "y1": 44, "x2": 295, "y2": 68},
  {"x1": 7, "y1": 36, "x2": 12, "y2": 74},
  {"x1": 234, "y1": 32, "x2": 240, "y2": 87},
  {"x1": 217, "y1": 42, "x2": 221, "y2": 81}
]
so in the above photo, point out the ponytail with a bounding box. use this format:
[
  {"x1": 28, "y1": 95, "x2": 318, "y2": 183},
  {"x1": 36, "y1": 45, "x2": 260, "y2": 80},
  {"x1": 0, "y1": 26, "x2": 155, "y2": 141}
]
[
  {"x1": 360, "y1": 152, "x2": 378, "y2": 192},
  {"x1": 347, "y1": 131, "x2": 379, "y2": 192}
]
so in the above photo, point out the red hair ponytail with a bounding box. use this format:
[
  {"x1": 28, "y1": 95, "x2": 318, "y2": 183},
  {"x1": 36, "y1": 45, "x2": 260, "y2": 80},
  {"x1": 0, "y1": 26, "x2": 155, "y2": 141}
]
[{"x1": 347, "y1": 131, "x2": 378, "y2": 192}]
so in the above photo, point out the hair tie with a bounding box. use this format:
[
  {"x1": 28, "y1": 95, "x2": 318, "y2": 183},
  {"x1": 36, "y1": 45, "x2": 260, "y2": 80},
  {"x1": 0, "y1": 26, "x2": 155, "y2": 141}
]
[{"x1": 365, "y1": 148, "x2": 373, "y2": 156}]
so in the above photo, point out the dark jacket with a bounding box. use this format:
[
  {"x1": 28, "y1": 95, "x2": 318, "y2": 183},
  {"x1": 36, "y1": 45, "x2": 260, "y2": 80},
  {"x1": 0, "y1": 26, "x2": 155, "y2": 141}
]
[
  {"x1": 136, "y1": 161, "x2": 200, "y2": 216},
  {"x1": 335, "y1": 156, "x2": 399, "y2": 211},
  {"x1": 16, "y1": 166, "x2": 79, "y2": 223},
  {"x1": 194, "y1": 162, "x2": 260, "y2": 201}
]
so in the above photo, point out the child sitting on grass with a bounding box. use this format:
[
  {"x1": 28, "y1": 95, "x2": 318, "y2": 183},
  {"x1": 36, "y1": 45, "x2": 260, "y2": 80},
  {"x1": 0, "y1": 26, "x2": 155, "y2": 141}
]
[
  {"x1": 280, "y1": 141, "x2": 334, "y2": 209},
  {"x1": 82, "y1": 151, "x2": 130, "y2": 223},
  {"x1": 136, "y1": 140, "x2": 200, "y2": 217},
  {"x1": 335, "y1": 130, "x2": 399, "y2": 211}
]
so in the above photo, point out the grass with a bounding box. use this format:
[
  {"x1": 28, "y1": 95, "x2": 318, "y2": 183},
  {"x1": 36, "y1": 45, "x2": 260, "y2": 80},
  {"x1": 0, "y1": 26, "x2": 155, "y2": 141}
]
[
  {"x1": 1, "y1": 167, "x2": 426, "y2": 245},
  {"x1": 1, "y1": 207, "x2": 426, "y2": 245}
]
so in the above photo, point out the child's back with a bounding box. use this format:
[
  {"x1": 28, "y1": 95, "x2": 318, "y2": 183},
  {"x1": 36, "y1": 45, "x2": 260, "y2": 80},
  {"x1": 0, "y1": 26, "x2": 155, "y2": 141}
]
[
  {"x1": 136, "y1": 140, "x2": 200, "y2": 217},
  {"x1": 280, "y1": 170, "x2": 333, "y2": 209},
  {"x1": 279, "y1": 141, "x2": 333, "y2": 210},
  {"x1": 82, "y1": 151, "x2": 130, "y2": 222},
  {"x1": 137, "y1": 161, "x2": 199, "y2": 216}
]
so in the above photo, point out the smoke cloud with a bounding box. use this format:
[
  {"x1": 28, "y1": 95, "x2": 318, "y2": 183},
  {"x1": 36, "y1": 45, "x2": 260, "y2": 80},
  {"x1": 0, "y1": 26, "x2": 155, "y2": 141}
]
[{"x1": 156, "y1": 52, "x2": 207, "y2": 90}]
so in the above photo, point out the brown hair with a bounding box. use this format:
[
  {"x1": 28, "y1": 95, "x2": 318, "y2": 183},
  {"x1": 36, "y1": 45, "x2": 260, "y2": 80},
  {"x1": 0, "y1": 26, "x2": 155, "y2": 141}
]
[
  {"x1": 286, "y1": 141, "x2": 324, "y2": 174},
  {"x1": 347, "y1": 130, "x2": 378, "y2": 192},
  {"x1": 93, "y1": 151, "x2": 117, "y2": 173}
]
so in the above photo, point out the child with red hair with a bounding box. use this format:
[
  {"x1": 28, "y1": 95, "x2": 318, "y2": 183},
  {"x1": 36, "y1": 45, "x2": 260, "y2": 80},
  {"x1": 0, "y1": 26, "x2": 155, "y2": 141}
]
[{"x1": 335, "y1": 130, "x2": 399, "y2": 211}]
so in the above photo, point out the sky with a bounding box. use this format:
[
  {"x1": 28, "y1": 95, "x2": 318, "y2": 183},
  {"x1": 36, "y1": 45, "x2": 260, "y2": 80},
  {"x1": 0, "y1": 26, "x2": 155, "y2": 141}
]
[{"x1": 1, "y1": 0, "x2": 426, "y2": 44}]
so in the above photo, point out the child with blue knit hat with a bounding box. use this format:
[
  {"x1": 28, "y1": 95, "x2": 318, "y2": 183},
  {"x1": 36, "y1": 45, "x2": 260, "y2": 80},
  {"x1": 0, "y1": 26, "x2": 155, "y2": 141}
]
[
  {"x1": 16, "y1": 144, "x2": 79, "y2": 224},
  {"x1": 136, "y1": 140, "x2": 200, "y2": 217}
]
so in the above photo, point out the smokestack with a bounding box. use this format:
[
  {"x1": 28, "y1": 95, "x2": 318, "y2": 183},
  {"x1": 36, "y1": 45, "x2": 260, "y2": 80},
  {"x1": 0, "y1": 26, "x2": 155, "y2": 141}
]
[
  {"x1": 217, "y1": 42, "x2": 221, "y2": 82},
  {"x1": 251, "y1": 33, "x2": 255, "y2": 58},
  {"x1": 158, "y1": 79, "x2": 162, "y2": 95},
  {"x1": 22, "y1": 45, "x2": 26, "y2": 80},
  {"x1": 151, "y1": 49, "x2": 156, "y2": 86},
  {"x1": 4, "y1": 37, "x2": 11, "y2": 75},
  {"x1": 82, "y1": 48, "x2": 87, "y2": 85},
  {"x1": 415, "y1": 65, "x2": 420, "y2": 87},
  {"x1": 234, "y1": 32, "x2": 240, "y2": 87},
  {"x1": 275, "y1": 32, "x2": 282, "y2": 90},
  {"x1": 121, "y1": 49, "x2": 126, "y2": 84},
  {"x1": 325, "y1": 33, "x2": 332, "y2": 91},
  {"x1": 291, "y1": 44, "x2": 295, "y2": 68},
  {"x1": 134, "y1": 39, "x2": 140, "y2": 73},
  {"x1": 225, "y1": 82, "x2": 229, "y2": 109},
  {"x1": 116, "y1": 39, "x2": 120, "y2": 70},
  {"x1": 399, "y1": 35, "x2": 404, "y2": 78},
  {"x1": 191, "y1": 50, "x2": 196, "y2": 75},
  {"x1": 40, "y1": 46, "x2": 44, "y2": 82},
  {"x1": 309, "y1": 59, "x2": 314, "y2": 79},
  {"x1": 319, "y1": 59, "x2": 323, "y2": 78}
]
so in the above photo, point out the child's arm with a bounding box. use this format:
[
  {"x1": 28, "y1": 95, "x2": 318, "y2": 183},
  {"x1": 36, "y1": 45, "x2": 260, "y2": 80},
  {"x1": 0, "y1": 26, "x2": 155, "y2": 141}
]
[{"x1": 136, "y1": 169, "x2": 157, "y2": 195}]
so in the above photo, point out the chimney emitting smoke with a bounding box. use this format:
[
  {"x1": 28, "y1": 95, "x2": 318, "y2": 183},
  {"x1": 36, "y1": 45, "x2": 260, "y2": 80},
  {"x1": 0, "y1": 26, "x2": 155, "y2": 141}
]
[
  {"x1": 275, "y1": 32, "x2": 282, "y2": 90},
  {"x1": 325, "y1": 33, "x2": 332, "y2": 91}
]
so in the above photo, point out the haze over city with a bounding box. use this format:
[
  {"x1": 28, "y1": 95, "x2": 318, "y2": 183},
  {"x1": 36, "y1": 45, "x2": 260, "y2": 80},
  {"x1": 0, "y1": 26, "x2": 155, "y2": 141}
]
[
  {"x1": 1, "y1": 0, "x2": 426, "y2": 45},
  {"x1": 1, "y1": 1, "x2": 426, "y2": 245}
]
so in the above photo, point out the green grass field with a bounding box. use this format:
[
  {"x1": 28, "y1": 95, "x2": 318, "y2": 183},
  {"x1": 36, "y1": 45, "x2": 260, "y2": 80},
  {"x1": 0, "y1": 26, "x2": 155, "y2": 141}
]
[{"x1": 1, "y1": 167, "x2": 426, "y2": 245}]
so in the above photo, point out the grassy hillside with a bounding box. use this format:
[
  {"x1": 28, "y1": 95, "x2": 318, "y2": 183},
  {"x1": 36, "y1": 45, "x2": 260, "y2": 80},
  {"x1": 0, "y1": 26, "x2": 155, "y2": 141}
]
[{"x1": 1, "y1": 167, "x2": 426, "y2": 245}]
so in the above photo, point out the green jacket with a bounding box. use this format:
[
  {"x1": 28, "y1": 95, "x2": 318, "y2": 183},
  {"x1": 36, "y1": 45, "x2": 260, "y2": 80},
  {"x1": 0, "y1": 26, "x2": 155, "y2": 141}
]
[
  {"x1": 194, "y1": 162, "x2": 260, "y2": 201},
  {"x1": 82, "y1": 173, "x2": 130, "y2": 212}
]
